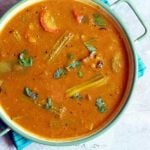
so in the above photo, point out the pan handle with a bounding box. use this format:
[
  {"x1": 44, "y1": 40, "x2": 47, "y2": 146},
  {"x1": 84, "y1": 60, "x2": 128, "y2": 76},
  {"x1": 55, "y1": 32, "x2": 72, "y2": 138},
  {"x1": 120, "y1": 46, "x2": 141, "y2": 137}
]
[
  {"x1": 110, "y1": 0, "x2": 147, "y2": 42},
  {"x1": 0, "y1": 127, "x2": 11, "y2": 137}
]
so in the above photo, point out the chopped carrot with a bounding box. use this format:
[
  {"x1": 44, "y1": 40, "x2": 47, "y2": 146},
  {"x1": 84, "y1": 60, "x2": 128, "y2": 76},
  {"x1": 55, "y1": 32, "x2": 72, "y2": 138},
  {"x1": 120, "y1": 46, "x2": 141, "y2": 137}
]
[{"x1": 40, "y1": 8, "x2": 59, "y2": 33}]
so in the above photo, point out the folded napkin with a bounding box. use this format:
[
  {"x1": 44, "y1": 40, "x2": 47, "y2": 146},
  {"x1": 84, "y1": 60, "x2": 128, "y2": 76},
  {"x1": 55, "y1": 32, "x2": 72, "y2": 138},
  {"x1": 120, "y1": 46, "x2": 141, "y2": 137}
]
[{"x1": 0, "y1": 0, "x2": 146, "y2": 150}]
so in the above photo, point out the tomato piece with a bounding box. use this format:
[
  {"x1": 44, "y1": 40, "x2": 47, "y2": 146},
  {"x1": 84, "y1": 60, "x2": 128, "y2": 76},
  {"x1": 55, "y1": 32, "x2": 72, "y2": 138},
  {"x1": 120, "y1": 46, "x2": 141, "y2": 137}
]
[
  {"x1": 72, "y1": 8, "x2": 84, "y2": 24},
  {"x1": 40, "y1": 8, "x2": 59, "y2": 33}
]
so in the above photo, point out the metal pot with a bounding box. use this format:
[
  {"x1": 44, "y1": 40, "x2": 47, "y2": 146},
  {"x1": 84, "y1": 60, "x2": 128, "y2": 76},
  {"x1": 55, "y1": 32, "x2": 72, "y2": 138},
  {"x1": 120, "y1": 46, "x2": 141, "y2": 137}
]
[{"x1": 0, "y1": 0, "x2": 147, "y2": 146}]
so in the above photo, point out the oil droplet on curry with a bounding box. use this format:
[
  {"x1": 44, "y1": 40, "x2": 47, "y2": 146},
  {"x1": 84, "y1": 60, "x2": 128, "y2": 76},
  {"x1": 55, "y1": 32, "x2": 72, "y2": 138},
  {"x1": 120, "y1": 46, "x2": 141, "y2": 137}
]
[{"x1": 0, "y1": 0, "x2": 129, "y2": 139}]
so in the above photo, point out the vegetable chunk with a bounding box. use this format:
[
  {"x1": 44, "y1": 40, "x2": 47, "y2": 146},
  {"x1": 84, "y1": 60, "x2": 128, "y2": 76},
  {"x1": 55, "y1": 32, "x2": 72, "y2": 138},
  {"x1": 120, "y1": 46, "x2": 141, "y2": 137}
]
[
  {"x1": 66, "y1": 74, "x2": 108, "y2": 97},
  {"x1": 40, "y1": 8, "x2": 59, "y2": 33}
]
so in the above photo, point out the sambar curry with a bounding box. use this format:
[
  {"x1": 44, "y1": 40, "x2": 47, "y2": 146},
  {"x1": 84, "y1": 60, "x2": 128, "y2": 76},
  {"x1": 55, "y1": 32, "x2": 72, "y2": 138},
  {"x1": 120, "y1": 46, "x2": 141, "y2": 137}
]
[{"x1": 0, "y1": 0, "x2": 129, "y2": 139}]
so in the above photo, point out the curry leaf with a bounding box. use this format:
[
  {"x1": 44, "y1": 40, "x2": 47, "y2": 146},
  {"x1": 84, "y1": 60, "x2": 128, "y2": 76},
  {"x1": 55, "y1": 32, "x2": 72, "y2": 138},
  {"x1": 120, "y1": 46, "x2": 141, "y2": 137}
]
[
  {"x1": 96, "y1": 98, "x2": 107, "y2": 113},
  {"x1": 18, "y1": 50, "x2": 33, "y2": 67},
  {"x1": 84, "y1": 42, "x2": 97, "y2": 53},
  {"x1": 43, "y1": 97, "x2": 53, "y2": 110},
  {"x1": 93, "y1": 14, "x2": 107, "y2": 28},
  {"x1": 24, "y1": 87, "x2": 38, "y2": 100},
  {"x1": 67, "y1": 60, "x2": 81, "y2": 70},
  {"x1": 54, "y1": 68, "x2": 67, "y2": 79}
]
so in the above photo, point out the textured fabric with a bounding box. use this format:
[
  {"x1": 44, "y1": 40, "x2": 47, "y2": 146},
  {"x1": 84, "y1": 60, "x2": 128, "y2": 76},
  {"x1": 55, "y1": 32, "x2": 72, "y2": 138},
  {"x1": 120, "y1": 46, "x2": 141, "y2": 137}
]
[
  {"x1": 138, "y1": 56, "x2": 146, "y2": 77},
  {"x1": 0, "y1": 0, "x2": 146, "y2": 149}
]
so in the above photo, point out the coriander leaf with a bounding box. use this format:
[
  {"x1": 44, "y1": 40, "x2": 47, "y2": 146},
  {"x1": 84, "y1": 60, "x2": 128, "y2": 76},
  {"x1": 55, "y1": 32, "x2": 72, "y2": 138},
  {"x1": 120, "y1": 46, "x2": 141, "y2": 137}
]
[
  {"x1": 54, "y1": 68, "x2": 67, "y2": 79},
  {"x1": 24, "y1": 87, "x2": 38, "y2": 100},
  {"x1": 84, "y1": 42, "x2": 97, "y2": 53},
  {"x1": 67, "y1": 60, "x2": 81, "y2": 70},
  {"x1": 18, "y1": 50, "x2": 33, "y2": 67},
  {"x1": 71, "y1": 93, "x2": 83, "y2": 100},
  {"x1": 43, "y1": 97, "x2": 53, "y2": 110},
  {"x1": 93, "y1": 14, "x2": 107, "y2": 28},
  {"x1": 96, "y1": 98, "x2": 107, "y2": 113},
  {"x1": 77, "y1": 70, "x2": 84, "y2": 78},
  {"x1": 67, "y1": 53, "x2": 74, "y2": 60}
]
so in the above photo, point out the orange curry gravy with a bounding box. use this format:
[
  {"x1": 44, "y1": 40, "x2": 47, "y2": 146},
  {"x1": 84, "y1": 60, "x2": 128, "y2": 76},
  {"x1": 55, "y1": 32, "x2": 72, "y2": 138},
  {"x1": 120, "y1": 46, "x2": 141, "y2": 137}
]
[{"x1": 0, "y1": 0, "x2": 129, "y2": 139}]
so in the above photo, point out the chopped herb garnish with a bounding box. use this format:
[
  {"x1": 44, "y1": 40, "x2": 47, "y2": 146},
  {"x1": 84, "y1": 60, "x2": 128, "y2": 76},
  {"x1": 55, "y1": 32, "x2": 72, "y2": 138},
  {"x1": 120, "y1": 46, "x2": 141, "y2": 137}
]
[
  {"x1": 96, "y1": 98, "x2": 107, "y2": 113},
  {"x1": 54, "y1": 68, "x2": 67, "y2": 79},
  {"x1": 18, "y1": 50, "x2": 33, "y2": 67},
  {"x1": 43, "y1": 97, "x2": 53, "y2": 110},
  {"x1": 71, "y1": 93, "x2": 83, "y2": 100},
  {"x1": 67, "y1": 53, "x2": 74, "y2": 60},
  {"x1": 84, "y1": 42, "x2": 97, "y2": 53},
  {"x1": 93, "y1": 14, "x2": 107, "y2": 28},
  {"x1": 24, "y1": 87, "x2": 38, "y2": 100},
  {"x1": 67, "y1": 60, "x2": 81, "y2": 70},
  {"x1": 77, "y1": 70, "x2": 84, "y2": 78}
]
